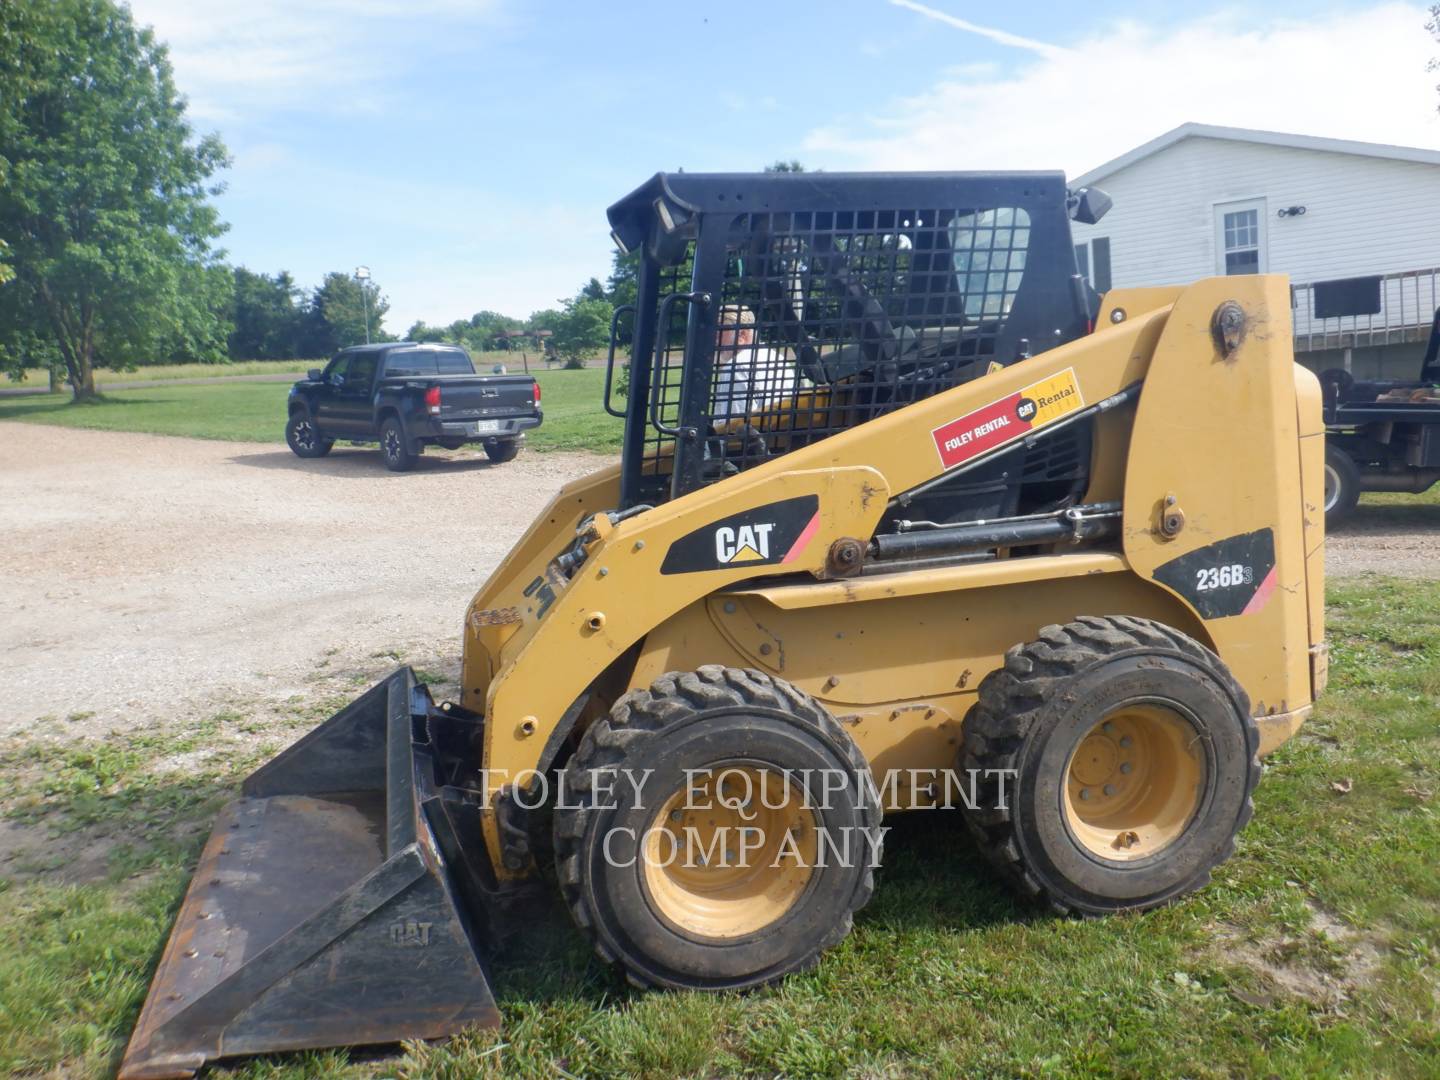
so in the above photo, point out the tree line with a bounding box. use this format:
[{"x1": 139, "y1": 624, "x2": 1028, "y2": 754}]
[
  {"x1": 0, "y1": 0, "x2": 806, "y2": 399},
  {"x1": 0, "y1": 0, "x2": 630, "y2": 397}
]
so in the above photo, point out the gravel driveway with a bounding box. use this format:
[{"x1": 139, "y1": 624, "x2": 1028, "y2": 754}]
[
  {"x1": 1, "y1": 423, "x2": 600, "y2": 739},
  {"x1": 2, "y1": 423, "x2": 1434, "y2": 740},
  {"x1": 1325, "y1": 499, "x2": 1440, "y2": 578}
]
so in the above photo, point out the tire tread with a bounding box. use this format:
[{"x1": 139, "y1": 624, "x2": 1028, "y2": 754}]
[
  {"x1": 553, "y1": 665, "x2": 882, "y2": 989},
  {"x1": 959, "y1": 616, "x2": 1260, "y2": 916}
]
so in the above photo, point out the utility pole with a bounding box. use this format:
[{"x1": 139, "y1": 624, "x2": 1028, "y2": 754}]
[{"x1": 355, "y1": 265, "x2": 372, "y2": 344}]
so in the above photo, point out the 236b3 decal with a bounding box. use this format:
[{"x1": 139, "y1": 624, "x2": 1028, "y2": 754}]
[
  {"x1": 1195, "y1": 563, "x2": 1254, "y2": 591},
  {"x1": 1153, "y1": 528, "x2": 1278, "y2": 619}
]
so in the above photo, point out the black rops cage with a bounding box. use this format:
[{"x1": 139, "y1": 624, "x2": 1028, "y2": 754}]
[{"x1": 605, "y1": 172, "x2": 1099, "y2": 519}]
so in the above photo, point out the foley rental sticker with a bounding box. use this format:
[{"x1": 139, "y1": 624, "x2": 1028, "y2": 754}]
[{"x1": 930, "y1": 368, "x2": 1085, "y2": 470}]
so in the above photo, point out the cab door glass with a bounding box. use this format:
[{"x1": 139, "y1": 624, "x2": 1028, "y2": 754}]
[
  {"x1": 323, "y1": 355, "x2": 349, "y2": 386},
  {"x1": 346, "y1": 352, "x2": 379, "y2": 391}
]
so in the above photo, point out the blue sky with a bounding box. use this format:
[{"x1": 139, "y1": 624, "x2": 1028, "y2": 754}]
[{"x1": 127, "y1": 0, "x2": 1440, "y2": 335}]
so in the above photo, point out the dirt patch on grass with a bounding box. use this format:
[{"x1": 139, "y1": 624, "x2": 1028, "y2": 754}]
[
  {"x1": 0, "y1": 817, "x2": 116, "y2": 884},
  {"x1": 1212, "y1": 899, "x2": 1385, "y2": 1009}
]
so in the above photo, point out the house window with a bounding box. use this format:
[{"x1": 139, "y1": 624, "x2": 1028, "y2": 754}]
[
  {"x1": 1073, "y1": 238, "x2": 1112, "y2": 292},
  {"x1": 1215, "y1": 199, "x2": 1266, "y2": 275}
]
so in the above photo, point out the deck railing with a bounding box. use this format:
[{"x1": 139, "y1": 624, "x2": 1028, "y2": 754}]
[{"x1": 1291, "y1": 266, "x2": 1440, "y2": 353}]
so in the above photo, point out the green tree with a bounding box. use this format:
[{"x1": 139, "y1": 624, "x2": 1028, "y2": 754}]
[
  {"x1": 469, "y1": 309, "x2": 523, "y2": 349},
  {"x1": 0, "y1": 238, "x2": 13, "y2": 285},
  {"x1": 606, "y1": 250, "x2": 639, "y2": 310},
  {"x1": 162, "y1": 259, "x2": 232, "y2": 363},
  {"x1": 764, "y1": 160, "x2": 807, "y2": 173},
  {"x1": 406, "y1": 319, "x2": 445, "y2": 343},
  {"x1": 302, "y1": 272, "x2": 389, "y2": 355},
  {"x1": 549, "y1": 296, "x2": 611, "y2": 367},
  {"x1": 230, "y1": 267, "x2": 303, "y2": 359},
  {"x1": 0, "y1": 0, "x2": 230, "y2": 398}
]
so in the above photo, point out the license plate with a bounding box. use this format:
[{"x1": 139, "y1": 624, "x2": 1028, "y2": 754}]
[{"x1": 469, "y1": 420, "x2": 503, "y2": 434}]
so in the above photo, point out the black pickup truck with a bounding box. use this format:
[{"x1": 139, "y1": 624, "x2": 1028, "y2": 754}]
[{"x1": 285, "y1": 342, "x2": 542, "y2": 470}]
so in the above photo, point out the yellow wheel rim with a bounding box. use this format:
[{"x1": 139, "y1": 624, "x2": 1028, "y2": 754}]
[
  {"x1": 1062, "y1": 703, "x2": 1207, "y2": 861},
  {"x1": 642, "y1": 766, "x2": 817, "y2": 939}
]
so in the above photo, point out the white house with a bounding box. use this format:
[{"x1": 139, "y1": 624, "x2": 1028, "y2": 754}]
[{"x1": 1070, "y1": 123, "x2": 1440, "y2": 377}]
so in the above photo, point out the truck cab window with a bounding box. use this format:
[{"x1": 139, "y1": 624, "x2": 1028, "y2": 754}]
[
  {"x1": 385, "y1": 351, "x2": 438, "y2": 377},
  {"x1": 346, "y1": 352, "x2": 378, "y2": 389}
]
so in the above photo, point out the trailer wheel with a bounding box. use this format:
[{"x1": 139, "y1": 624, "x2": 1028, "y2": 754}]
[
  {"x1": 379, "y1": 417, "x2": 416, "y2": 471},
  {"x1": 286, "y1": 413, "x2": 333, "y2": 458},
  {"x1": 554, "y1": 666, "x2": 882, "y2": 990},
  {"x1": 959, "y1": 616, "x2": 1259, "y2": 915},
  {"x1": 1323, "y1": 442, "x2": 1361, "y2": 526}
]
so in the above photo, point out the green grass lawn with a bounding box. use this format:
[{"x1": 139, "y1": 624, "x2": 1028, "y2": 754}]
[
  {"x1": 1, "y1": 578, "x2": 1436, "y2": 1078},
  {"x1": 0, "y1": 366, "x2": 623, "y2": 453},
  {"x1": 5, "y1": 352, "x2": 567, "y2": 389},
  {"x1": 6, "y1": 358, "x2": 321, "y2": 386}
]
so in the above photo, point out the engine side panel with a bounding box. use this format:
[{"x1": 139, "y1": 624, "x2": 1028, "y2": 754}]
[{"x1": 629, "y1": 560, "x2": 1213, "y2": 812}]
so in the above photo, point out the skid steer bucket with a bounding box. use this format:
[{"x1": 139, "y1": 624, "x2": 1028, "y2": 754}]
[{"x1": 119, "y1": 668, "x2": 502, "y2": 1080}]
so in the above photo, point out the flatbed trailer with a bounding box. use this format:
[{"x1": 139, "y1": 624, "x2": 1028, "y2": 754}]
[{"x1": 1321, "y1": 307, "x2": 1440, "y2": 523}]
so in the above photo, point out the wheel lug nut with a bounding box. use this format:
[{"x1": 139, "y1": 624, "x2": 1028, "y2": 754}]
[
  {"x1": 1079, "y1": 788, "x2": 1090, "y2": 800},
  {"x1": 670, "y1": 810, "x2": 682, "y2": 822},
  {"x1": 1119, "y1": 735, "x2": 1132, "y2": 748},
  {"x1": 1102, "y1": 721, "x2": 1114, "y2": 733},
  {"x1": 1103, "y1": 784, "x2": 1117, "y2": 796},
  {"x1": 1119, "y1": 762, "x2": 1132, "y2": 774}
]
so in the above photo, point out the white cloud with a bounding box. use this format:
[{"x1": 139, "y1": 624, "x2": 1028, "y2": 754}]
[
  {"x1": 125, "y1": 0, "x2": 504, "y2": 122},
  {"x1": 809, "y1": 4, "x2": 1440, "y2": 176}
]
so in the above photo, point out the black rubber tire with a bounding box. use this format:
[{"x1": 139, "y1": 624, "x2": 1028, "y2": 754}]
[
  {"x1": 959, "y1": 615, "x2": 1259, "y2": 916},
  {"x1": 1323, "y1": 441, "x2": 1362, "y2": 527},
  {"x1": 379, "y1": 416, "x2": 415, "y2": 471},
  {"x1": 485, "y1": 438, "x2": 520, "y2": 463},
  {"x1": 285, "y1": 412, "x2": 333, "y2": 458},
  {"x1": 553, "y1": 666, "x2": 882, "y2": 991}
]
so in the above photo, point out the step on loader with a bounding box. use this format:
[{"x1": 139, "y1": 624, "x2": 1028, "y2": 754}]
[{"x1": 121, "y1": 171, "x2": 1327, "y2": 1078}]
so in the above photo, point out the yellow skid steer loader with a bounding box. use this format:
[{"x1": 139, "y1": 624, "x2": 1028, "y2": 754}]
[{"x1": 122, "y1": 171, "x2": 1326, "y2": 1078}]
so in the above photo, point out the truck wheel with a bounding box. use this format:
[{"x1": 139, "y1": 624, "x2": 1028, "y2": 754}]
[
  {"x1": 960, "y1": 616, "x2": 1259, "y2": 916},
  {"x1": 554, "y1": 666, "x2": 882, "y2": 990},
  {"x1": 1323, "y1": 442, "x2": 1361, "y2": 526},
  {"x1": 485, "y1": 439, "x2": 520, "y2": 463},
  {"x1": 286, "y1": 413, "x2": 333, "y2": 458},
  {"x1": 379, "y1": 417, "x2": 416, "y2": 471}
]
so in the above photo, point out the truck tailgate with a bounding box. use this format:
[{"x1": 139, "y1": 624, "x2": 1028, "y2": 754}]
[{"x1": 432, "y1": 375, "x2": 537, "y2": 420}]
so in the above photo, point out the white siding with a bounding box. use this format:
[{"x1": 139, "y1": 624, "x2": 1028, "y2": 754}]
[{"x1": 1071, "y1": 136, "x2": 1440, "y2": 290}]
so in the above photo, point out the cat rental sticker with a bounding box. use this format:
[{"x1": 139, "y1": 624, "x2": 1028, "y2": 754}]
[{"x1": 930, "y1": 368, "x2": 1084, "y2": 471}]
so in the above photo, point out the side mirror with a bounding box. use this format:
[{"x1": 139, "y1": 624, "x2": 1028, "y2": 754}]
[
  {"x1": 1068, "y1": 186, "x2": 1112, "y2": 226},
  {"x1": 308, "y1": 368, "x2": 322, "y2": 381}
]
